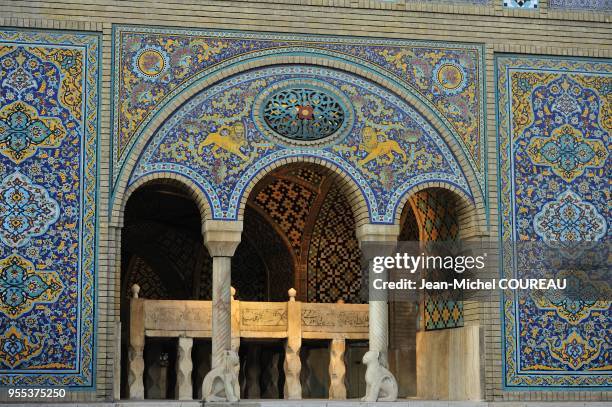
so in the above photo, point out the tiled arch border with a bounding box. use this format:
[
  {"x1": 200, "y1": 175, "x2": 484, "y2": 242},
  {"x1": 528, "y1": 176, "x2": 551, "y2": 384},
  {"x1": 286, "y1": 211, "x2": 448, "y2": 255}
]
[
  {"x1": 111, "y1": 41, "x2": 485, "y2": 192},
  {"x1": 118, "y1": 173, "x2": 213, "y2": 227},
  {"x1": 110, "y1": 52, "x2": 487, "y2": 230}
]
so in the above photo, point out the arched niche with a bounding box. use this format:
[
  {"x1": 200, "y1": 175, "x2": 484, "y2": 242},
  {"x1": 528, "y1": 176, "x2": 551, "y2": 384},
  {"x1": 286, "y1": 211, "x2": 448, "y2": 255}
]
[{"x1": 116, "y1": 64, "x2": 479, "y2": 228}]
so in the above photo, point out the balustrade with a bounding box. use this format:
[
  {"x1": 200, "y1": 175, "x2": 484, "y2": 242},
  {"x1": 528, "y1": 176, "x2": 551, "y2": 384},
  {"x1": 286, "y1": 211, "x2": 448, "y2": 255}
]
[{"x1": 127, "y1": 285, "x2": 368, "y2": 400}]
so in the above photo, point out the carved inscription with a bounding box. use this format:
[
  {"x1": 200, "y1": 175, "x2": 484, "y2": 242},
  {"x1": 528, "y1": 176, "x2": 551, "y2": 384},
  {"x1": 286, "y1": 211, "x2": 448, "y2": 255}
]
[
  {"x1": 302, "y1": 306, "x2": 368, "y2": 332},
  {"x1": 241, "y1": 308, "x2": 287, "y2": 327},
  {"x1": 301, "y1": 309, "x2": 333, "y2": 327},
  {"x1": 144, "y1": 302, "x2": 211, "y2": 331},
  {"x1": 338, "y1": 311, "x2": 368, "y2": 327}
]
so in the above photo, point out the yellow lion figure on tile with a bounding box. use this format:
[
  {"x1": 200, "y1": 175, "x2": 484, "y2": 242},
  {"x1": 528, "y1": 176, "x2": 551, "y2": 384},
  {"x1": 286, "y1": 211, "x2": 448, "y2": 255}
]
[
  {"x1": 358, "y1": 126, "x2": 406, "y2": 166},
  {"x1": 197, "y1": 121, "x2": 247, "y2": 160}
]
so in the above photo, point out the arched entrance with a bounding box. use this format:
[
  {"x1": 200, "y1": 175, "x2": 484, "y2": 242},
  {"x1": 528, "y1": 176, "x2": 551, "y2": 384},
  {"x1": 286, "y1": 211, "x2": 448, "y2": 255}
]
[
  {"x1": 114, "y1": 59, "x2": 486, "y2": 402},
  {"x1": 237, "y1": 162, "x2": 365, "y2": 399},
  {"x1": 119, "y1": 162, "x2": 375, "y2": 400}
]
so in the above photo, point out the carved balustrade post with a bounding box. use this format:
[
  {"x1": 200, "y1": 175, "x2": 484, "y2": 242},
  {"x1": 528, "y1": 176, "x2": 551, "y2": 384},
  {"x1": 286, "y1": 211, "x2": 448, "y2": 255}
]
[
  {"x1": 356, "y1": 224, "x2": 399, "y2": 401},
  {"x1": 262, "y1": 351, "x2": 280, "y2": 398},
  {"x1": 329, "y1": 338, "x2": 347, "y2": 399},
  {"x1": 246, "y1": 345, "x2": 261, "y2": 398},
  {"x1": 283, "y1": 288, "x2": 302, "y2": 399},
  {"x1": 201, "y1": 220, "x2": 243, "y2": 401},
  {"x1": 145, "y1": 342, "x2": 166, "y2": 399},
  {"x1": 176, "y1": 337, "x2": 194, "y2": 400},
  {"x1": 128, "y1": 284, "x2": 145, "y2": 399}
]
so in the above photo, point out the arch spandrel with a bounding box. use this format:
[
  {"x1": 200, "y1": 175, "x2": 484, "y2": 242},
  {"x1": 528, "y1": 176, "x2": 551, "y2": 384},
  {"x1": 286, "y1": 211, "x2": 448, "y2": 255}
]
[
  {"x1": 113, "y1": 27, "x2": 486, "y2": 184},
  {"x1": 125, "y1": 65, "x2": 475, "y2": 225}
]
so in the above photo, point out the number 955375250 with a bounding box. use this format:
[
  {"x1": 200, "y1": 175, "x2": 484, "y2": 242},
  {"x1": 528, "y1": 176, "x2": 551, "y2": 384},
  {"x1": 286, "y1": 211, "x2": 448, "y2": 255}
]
[{"x1": 8, "y1": 388, "x2": 66, "y2": 398}]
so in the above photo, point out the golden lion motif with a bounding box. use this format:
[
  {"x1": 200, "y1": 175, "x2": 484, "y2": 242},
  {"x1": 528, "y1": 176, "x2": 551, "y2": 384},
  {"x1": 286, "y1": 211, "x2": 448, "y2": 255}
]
[
  {"x1": 358, "y1": 126, "x2": 406, "y2": 166},
  {"x1": 197, "y1": 121, "x2": 247, "y2": 160}
]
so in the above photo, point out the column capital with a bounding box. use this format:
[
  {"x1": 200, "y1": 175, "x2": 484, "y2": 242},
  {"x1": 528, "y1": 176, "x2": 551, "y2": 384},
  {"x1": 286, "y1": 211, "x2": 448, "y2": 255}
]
[
  {"x1": 203, "y1": 220, "x2": 243, "y2": 257},
  {"x1": 355, "y1": 223, "x2": 399, "y2": 246}
]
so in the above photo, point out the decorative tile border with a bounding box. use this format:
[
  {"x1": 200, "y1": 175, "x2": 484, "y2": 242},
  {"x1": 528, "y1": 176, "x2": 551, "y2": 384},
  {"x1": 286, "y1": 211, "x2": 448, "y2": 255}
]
[
  {"x1": 129, "y1": 65, "x2": 472, "y2": 224},
  {"x1": 496, "y1": 54, "x2": 611, "y2": 388},
  {"x1": 111, "y1": 25, "x2": 486, "y2": 203},
  {"x1": 0, "y1": 29, "x2": 100, "y2": 388}
]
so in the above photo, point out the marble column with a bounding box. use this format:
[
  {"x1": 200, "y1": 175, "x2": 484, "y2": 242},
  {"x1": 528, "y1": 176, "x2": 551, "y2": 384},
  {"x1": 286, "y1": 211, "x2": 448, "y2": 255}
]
[
  {"x1": 329, "y1": 338, "x2": 347, "y2": 399},
  {"x1": 176, "y1": 337, "x2": 194, "y2": 400},
  {"x1": 201, "y1": 220, "x2": 243, "y2": 401},
  {"x1": 356, "y1": 224, "x2": 399, "y2": 401},
  {"x1": 211, "y1": 256, "x2": 232, "y2": 367}
]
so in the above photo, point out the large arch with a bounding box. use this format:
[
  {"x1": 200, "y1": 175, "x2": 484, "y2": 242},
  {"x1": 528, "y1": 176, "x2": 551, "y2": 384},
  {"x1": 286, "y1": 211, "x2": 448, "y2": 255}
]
[
  {"x1": 110, "y1": 52, "x2": 485, "y2": 227},
  {"x1": 112, "y1": 63, "x2": 480, "y2": 229}
]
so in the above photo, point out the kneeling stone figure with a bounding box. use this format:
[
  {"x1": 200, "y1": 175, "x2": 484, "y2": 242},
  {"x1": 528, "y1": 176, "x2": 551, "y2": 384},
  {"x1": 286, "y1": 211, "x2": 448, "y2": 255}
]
[
  {"x1": 202, "y1": 350, "x2": 240, "y2": 402},
  {"x1": 361, "y1": 350, "x2": 398, "y2": 402}
]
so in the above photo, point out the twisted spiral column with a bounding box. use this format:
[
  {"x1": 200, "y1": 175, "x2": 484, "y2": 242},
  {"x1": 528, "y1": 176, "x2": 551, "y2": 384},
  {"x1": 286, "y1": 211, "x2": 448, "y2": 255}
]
[
  {"x1": 211, "y1": 256, "x2": 232, "y2": 367},
  {"x1": 356, "y1": 224, "x2": 399, "y2": 399},
  {"x1": 201, "y1": 220, "x2": 242, "y2": 402}
]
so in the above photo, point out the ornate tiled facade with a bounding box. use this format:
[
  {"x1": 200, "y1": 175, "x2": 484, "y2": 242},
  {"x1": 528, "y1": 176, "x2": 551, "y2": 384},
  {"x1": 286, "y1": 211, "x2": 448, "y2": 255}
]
[
  {"x1": 0, "y1": 6, "x2": 609, "y2": 399},
  {"x1": 497, "y1": 55, "x2": 610, "y2": 388},
  {"x1": 112, "y1": 26, "x2": 485, "y2": 224},
  {"x1": 128, "y1": 65, "x2": 472, "y2": 224},
  {"x1": 0, "y1": 30, "x2": 99, "y2": 387}
]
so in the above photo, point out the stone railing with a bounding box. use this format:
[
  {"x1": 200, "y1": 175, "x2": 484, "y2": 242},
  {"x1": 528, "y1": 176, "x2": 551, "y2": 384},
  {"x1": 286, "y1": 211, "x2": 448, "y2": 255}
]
[{"x1": 127, "y1": 285, "x2": 368, "y2": 400}]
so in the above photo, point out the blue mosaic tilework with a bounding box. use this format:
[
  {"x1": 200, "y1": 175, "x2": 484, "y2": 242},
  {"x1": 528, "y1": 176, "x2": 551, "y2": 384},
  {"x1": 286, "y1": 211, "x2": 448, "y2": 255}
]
[
  {"x1": 504, "y1": 0, "x2": 538, "y2": 8},
  {"x1": 497, "y1": 55, "x2": 611, "y2": 388},
  {"x1": 0, "y1": 29, "x2": 100, "y2": 387},
  {"x1": 112, "y1": 26, "x2": 486, "y2": 199},
  {"x1": 129, "y1": 66, "x2": 471, "y2": 224}
]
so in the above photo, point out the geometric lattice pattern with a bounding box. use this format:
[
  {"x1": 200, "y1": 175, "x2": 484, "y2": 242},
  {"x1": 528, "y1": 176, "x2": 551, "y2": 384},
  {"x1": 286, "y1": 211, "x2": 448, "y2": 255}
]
[
  {"x1": 125, "y1": 255, "x2": 169, "y2": 300},
  {"x1": 0, "y1": 30, "x2": 100, "y2": 387},
  {"x1": 254, "y1": 178, "x2": 316, "y2": 255},
  {"x1": 288, "y1": 167, "x2": 325, "y2": 188},
  {"x1": 407, "y1": 189, "x2": 463, "y2": 330},
  {"x1": 240, "y1": 206, "x2": 294, "y2": 301},
  {"x1": 411, "y1": 189, "x2": 460, "y2": 241},
  {"x1": 497, "y1": 55, "x2": 611, "y2": 388},
  {"x1": 307, "y1": 186, "x2": 362, "y2": 303}
]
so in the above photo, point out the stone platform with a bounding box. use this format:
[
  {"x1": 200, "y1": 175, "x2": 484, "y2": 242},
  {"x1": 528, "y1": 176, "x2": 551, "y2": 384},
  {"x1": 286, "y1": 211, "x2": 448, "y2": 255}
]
[
  {"x1": 7, "y1": 401, "x2": 609, "y2": 407},
  {"x1": 203, "y1": 401, "x2": 609, "y2": 407}
]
